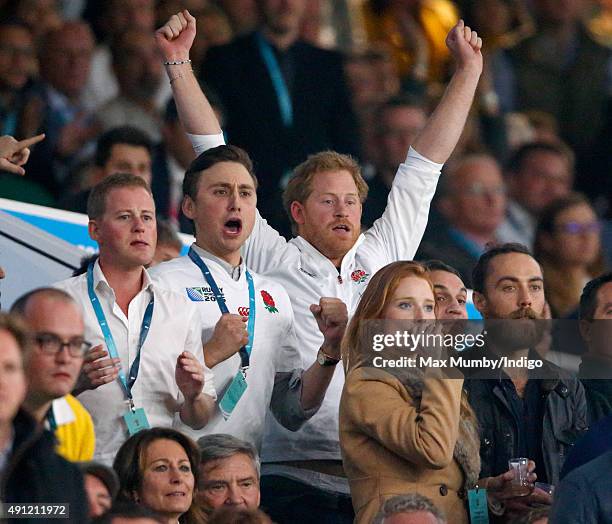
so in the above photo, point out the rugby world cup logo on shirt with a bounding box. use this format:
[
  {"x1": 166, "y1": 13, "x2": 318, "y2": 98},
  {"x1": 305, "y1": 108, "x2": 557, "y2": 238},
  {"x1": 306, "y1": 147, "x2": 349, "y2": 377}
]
[
  {"x1": 351, "y1": 269, "x2": 369, "y2": 284},
  {"x1": 186, "y1": 286, "x2": 225, "y2": 302},
  {"x1": 260, "y1": 290, "x2": 278, "y2": 313}
]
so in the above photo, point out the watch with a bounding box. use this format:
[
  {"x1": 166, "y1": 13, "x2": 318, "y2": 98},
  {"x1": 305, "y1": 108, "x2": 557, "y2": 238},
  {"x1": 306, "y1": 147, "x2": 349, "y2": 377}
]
[{"x1": 317, "y1": 349, "x2": 340, "y2": 367}]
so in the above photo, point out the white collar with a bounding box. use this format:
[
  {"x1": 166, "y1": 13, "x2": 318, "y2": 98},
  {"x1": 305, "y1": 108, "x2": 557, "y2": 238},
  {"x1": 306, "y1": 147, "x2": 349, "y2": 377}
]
[
  {"x1": 49, "y1": 396, "x2": 76, "y2": 427},
  {"x1": 191, "y1": 244, "x2": 244, "y2": 281},
  {"x1": 92, "y1": 259, "x2": 153, "y2": 295},
  {"x1": 291, "y1": 234, "x2": 365, "y2": 277}
]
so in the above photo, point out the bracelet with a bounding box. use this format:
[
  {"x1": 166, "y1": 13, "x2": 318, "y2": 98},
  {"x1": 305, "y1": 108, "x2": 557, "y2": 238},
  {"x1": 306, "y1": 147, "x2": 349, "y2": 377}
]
[{"x1": 164, "y1": 59, "x2": 192, "y2": 66}]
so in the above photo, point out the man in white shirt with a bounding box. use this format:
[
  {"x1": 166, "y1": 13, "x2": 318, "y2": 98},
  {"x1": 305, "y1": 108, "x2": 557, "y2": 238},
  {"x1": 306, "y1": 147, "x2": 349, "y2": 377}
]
[
  {"x1": 156, "y1": 10, "x2": 483, "y2": 522},
  {"x1": 55, "y1": 173, "x2": 216, "y2": 465}
]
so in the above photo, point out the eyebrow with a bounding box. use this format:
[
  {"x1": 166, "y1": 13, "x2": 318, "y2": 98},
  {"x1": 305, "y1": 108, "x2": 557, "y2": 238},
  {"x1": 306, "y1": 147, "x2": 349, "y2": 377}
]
[
  {"x1": 495, "y1": 276, "x2": 544, "y2": 285},
  {"x1": 208, "y1": 182, "x2": 255, "y2": 190},
  {"x1": 395, "y1": 296, "x2": 435, "y2": 302},
  {"x1": 434, "y1": 284, "x2": 467, "y2": 294},
  {"x1": 319, "y1": 192, "x2": 359, "y2": 197}
]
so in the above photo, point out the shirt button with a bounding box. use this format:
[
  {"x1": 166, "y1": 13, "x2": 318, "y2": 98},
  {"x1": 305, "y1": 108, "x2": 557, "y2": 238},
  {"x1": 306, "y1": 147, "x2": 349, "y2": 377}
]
[{"x1": 439, "y1": 484, "x2": 448, "y2": 496}]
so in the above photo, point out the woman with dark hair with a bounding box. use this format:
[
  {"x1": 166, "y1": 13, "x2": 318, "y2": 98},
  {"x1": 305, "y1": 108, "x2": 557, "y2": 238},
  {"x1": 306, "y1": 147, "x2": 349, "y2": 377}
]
[
  {"x1": 534, "y1": 192, "x2": 607, "y2": 317},
  {"x1": 339, "y1": 261, "x2": 481, "y2": 524},
  {"x1": 113, "y1": 427, "x2": 205, "y2": 524}
]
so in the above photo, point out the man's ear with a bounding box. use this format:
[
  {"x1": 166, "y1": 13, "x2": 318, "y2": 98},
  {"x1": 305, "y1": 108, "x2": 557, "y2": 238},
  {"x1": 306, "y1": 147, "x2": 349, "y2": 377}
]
[
  {"x1": 473, "y1": 291, "x2": 487, "y2": 316},
  {"x1": 579, "y1": 319, "x2": 592, "y2": 344},
  {"x1": 290, "y1": 200, "x2": 306, "y2": 227},
  {"x1": 88, "y1": 219, "x2": 100, "y2": 243},
  {"x1": 182, "y1": 195, "x2": 196, "y2": 220}
]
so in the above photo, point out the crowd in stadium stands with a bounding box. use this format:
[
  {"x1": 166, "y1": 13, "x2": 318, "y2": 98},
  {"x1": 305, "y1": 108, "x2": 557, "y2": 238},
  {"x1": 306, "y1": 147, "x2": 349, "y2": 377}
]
[{"x1": 0, "y1": 0, "x2": 611, "y2": 523}]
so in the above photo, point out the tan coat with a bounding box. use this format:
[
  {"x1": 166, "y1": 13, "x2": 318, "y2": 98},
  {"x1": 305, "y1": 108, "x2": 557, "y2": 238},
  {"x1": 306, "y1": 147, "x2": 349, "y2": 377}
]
[{"x1": 339, "y1": 367, "x2": 471, "y2": 524}]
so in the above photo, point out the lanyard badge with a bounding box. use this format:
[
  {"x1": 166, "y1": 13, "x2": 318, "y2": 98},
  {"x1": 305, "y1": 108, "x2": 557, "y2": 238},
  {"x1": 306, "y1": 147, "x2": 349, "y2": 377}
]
[
  {"x1": 87, "y1": 262, "x2": 154, "y2": 435},
  {"x1": 188, "y1": 248, "x2": 256, "y2": 418}
]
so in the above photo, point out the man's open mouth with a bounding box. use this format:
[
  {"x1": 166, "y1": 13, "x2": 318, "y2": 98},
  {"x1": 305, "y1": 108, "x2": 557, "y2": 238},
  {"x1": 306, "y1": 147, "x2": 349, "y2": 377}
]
[{"x1": 224, "y1": 219, "x2": 243, "y2": 235}]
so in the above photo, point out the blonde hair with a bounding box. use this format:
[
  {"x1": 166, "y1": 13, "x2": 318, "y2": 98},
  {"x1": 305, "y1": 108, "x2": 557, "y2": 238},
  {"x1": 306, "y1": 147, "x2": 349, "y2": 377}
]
[{"x1": 283, "y1": 151, "x2": 368, "y2": 236}]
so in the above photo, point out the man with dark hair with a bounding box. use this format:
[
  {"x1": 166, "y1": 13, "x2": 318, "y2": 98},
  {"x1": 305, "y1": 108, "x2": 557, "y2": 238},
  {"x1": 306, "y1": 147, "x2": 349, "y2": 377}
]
[
  {"x1": 423, "y1": 260, "x2": 468, "y2": 319},
  {"x1": 0, "y1": 312, "x2": 90, "y2": 522},
  {"x1": 465, "y1": 243, "x2": 587, "y2": 491},
  {"x1": 60, "y1": 125, "x2": 153, "y2": 213},
  {"x1": 576, "y1": 272, "x2": 612, "y2": 421},
  {"x1": 497, "y1": 141, "x2": 573, "y2": 248},
  {"x1": 11, "y1": 287, "x2": 95, "y2": 462},
  {"x1": 54, "y1": 172, "x2": 216, "y2": 465},
  {"x1": 157, "y1": 12, "x2": 484, "y2": 522},
  {"x1": 362, "y1": 94, "x2": 427, "y2": 227},
  {"x1": 197, "y1": 434, "x2": 261, "y2": 514}
]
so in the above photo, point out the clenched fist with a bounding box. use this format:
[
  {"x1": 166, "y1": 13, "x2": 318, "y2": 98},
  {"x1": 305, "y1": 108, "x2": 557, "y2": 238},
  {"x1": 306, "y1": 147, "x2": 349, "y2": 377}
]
[
  {"x1": 310, "y1": 298, "x2": 348, "y2": 359},
  {"x1": 446, "y1": 19, "x2": 483, "y2": 74},
  {"x1": 203, "y1": 313, "x2": 249, "y2": 368},
  {"x1": 155, "y1": 9, "x2": 196, "y2": 62}
]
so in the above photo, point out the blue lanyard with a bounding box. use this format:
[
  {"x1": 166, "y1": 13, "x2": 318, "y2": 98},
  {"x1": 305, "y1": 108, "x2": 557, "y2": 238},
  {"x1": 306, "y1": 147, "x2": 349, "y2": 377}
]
[
  {"x1": 188, "y1": 247, "x2": 256, "y2": 370},
  {"x1": 86, "y1": 262, "x2": 154, "y2": 401},
  {"x1": 256, "y1": 32, "x2": 293, "y2": 127},
  {"x1": 46, "y1": 407, "x2": 57, "y2": 432}
]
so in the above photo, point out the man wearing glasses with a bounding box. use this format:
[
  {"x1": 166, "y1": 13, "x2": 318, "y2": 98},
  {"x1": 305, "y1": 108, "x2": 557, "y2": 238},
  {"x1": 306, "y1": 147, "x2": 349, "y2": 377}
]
[{"x1": 11, "y1": 288, "x2": 95, "y2": 462}]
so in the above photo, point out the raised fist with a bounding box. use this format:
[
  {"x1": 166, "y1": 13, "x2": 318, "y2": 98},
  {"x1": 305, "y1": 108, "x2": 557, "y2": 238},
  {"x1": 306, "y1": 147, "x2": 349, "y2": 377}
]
[
  {"x1": 445, "y1": 19, "x2": 483, "y2": 74},
  {"x1": 155, "y1": 9, "x2": 196, "y2": 62},
  {"x1": 203, "y1": 313, "x2": 249, "y2": 368}
]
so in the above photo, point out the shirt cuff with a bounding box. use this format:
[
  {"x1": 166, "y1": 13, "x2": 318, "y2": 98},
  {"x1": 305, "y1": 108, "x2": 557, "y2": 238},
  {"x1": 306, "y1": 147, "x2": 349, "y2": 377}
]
[
  {"x1": 187, "y1": 132, "x2": 226, "y2": 155},
  {"x1": 406, "y1": 146, "x2": 444, "y2": 171},
  {"x1": 270, "y1": 369, "x2": 319, "y2": 431}
]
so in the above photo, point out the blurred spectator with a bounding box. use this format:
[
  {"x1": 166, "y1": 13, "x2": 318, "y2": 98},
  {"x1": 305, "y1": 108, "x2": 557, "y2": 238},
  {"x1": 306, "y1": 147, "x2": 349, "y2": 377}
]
[
  {"x1": 96, "y1": 29, "x2": 164, "y2": 143},
  {"x1": 80, "y1": 461, "x2": 120, "y2": 519},
  {"x1": 23, "y1": 21, "x2": 99, "y2": 198},
  {"x1": 150, "y1": 219, "x2": 182, "y2": 267},
  {"x1": 508, "y1": 0, "x2": 611, "y2": 200},
  {"x1": 560, "y1": 413, "x2": 612, "y2": 479},
  {"x1": 91, "y1": 502, "x2": 165, "y2": 524},
  {"x1": 197, "y1": 434, "x2": 260, "y2": 515},
  {"x1": 416, "y1": 154, "x2": 507, "y2": 288},
  {"x1": 215, "y1": 0, "x2": 260, "y2": 35},
  {"x1": 11, "y1": 288, "x2": 95, "y2": 462},
  {"x1": 497, "y1": 141, "x2": 574, "y2": 248},
  {"x1": 0, "y1": 21, "x2": 37, "y2": 137},
  {"x1": 466, "y1": 243, "x2": 588, "y2": 487},
  {"x1": 202, "y1": 0, "x2": 360, "y2": 235},
  {"x1": 190, "y1": 5, "x2": 234, "y2": 76},
  {"x1": 549, "y1": 450, "x2": 612, "y2": 523},
  {"x1": 586, "y1": 0, "x2": 612, "y2": 47},
  {"x1": 523, "y1": 110, "x2": 561, "y2": 144},
  {"x1": 373, "y1": 493, "x2": 447, "y2": 524},
  {"x1": 361, "y1": 0, "x2": 459, "y2": 84},
  {"x1": 577, "y1": 272, "x2": 612, "y2": 423},
  {"x1": 4, "y1": 0, "x2": 62, "y2": 41},
  {"x1": 534, "y1": 193, "x2": 606, "y2": 317},
  {"x1": 59, "y1": 126, "x2": 153, "y2": 214},
  {"x1": 113, "y1": 427, "x2": 205, "y2": 523},
  {"x1": 0, "y1": 312, "x2": 89, "y2": 521},
  {"x1": 462, "y1": 0, "x2": 535, "y2": 114},
  {"x1": 362, "y1": 94, "x2": 427, "y2": 227},
  {"x1": 83, "y1": 0, "x2": 169, "y2": 111},
  {"x1": 156, "y1": 0, "x2": 208, "y2": 27}
]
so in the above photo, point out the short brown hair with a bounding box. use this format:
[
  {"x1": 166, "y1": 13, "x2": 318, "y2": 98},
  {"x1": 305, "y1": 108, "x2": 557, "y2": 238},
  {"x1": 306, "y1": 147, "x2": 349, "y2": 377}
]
[
  {"x1": 87, "y1": 173, "x2": 152, "y2": 219},
  {"x1": 283, "y1": 151, "x2": 368, "y2": 235},
  {"x1": 183, "y1": 145, "x2": 257, "y2": 201}
]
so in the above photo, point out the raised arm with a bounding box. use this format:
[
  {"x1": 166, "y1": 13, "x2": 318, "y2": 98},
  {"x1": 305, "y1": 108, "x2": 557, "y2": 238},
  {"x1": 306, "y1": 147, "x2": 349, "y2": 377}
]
[
  {"x1": 155, "y1": 10, "x2": 221, "y2": 135},
  {"x1": 411, "y1": 20, "x2": 483, "y2": 164}
]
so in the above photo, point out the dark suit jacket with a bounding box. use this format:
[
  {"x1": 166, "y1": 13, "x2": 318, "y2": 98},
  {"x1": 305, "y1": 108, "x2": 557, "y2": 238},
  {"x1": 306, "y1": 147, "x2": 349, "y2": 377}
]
[{"x1": 202, "y1": 32, "x2": 360, "y2": 234}]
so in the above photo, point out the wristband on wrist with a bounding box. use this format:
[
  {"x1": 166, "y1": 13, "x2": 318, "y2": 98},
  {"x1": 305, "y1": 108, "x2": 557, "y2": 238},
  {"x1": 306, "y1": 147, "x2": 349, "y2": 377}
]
[{"x1": 164, "y1": 59, "x2": 192, "y2": 65}]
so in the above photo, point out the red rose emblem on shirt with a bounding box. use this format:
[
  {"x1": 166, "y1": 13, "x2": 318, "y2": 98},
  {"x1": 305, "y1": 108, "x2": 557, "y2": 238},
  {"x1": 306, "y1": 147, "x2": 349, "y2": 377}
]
[
  {"x1": 261, "y1": 290, "x2": 278, "y2": 313},
  {"x1": 351, "y1": 269, "x2": 369, "y2": 283}
]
